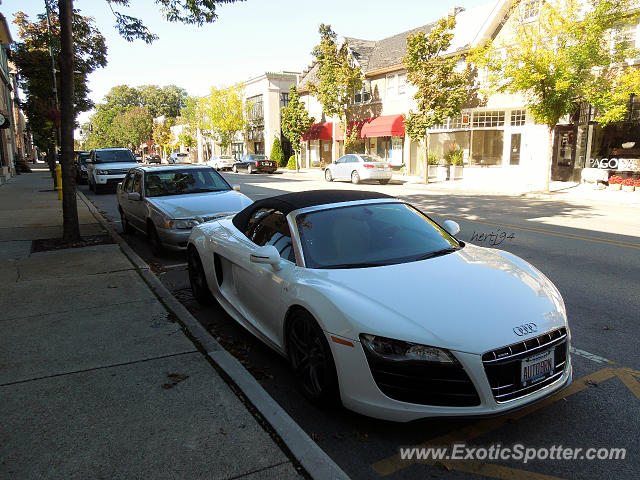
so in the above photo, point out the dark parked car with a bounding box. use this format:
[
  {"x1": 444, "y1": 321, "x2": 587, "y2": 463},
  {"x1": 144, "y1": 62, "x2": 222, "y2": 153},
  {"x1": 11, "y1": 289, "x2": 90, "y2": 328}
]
[
  {"x1": 232, "y1": 154, "x2": 277, "y2": 174},
  {"x1": 74, "y1": 151, "x2": 90, "y2": 184}
]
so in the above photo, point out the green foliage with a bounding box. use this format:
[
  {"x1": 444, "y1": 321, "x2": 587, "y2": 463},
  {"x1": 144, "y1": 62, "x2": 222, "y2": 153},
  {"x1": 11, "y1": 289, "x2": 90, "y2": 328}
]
[
  {"x1": 427, "y1": 151, "x2": 439, "y2": 165},
  {"x1": 444, "y1": 147, "x2": 464, "y2": 166},
  {"x1": 281, "y1": 85, "x2": 314, "y2": 157},
  {"x1": 470, "y1": 0, "x2": 639, "y2": 128},
  {"x1": 112, "y1": 106, "x2": 153, "y2": 149},
  {"x1": 309, "y1": 24, "x2": 363, "y2": 151},
  {"x1": 153, "y1": 117, "x2": 175, "y2": 155},
  {"x1": 403, "y1": 15, "x2": 468, "y2": 142},
  {"x1": 271, "y1": 137, "x2": 284, "y2": 167},
  {"x1": 588, "y1": 68, "x2": 640, "y2": 125},
  {"x1": 287, "y1": 155, "x2": 297, "y2": 170},
  {"x1": 12, "y1": 6, "x2": 107, "y2": 151},
  {"x1": 200, "y1": 84, "x2": 245, "y2": 153}
]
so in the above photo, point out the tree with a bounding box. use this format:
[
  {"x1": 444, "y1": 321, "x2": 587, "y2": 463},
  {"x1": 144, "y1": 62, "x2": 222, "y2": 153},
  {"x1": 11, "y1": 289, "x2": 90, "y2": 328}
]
[
  {"x1": 12, "y1": 4, "x2": 107, "y2": 173},
  {"x1": 139, "y1": 85, "x2": 187, "y2": 118},
  {"x1": 153, "y1": 117, "x2": 175, "y2": 157},
  {"x1": 471, "y1": 0, "x2": 640, "y2": 192},
  {"x1": 309, "y1": 24, "x2": 363, "y2": 160},
  {"x1": 55, "y1": 0, "x2": 243, "y2": 242},
  {"x1": 281, "y1": 85, "x2": 314, "y2": 172},
  {"x1": 271, "y1": 137, "x2": 284, "y2": 167},
  {"x1": 112, "y1": 107, "x2": 153, "y2": 150},
  {"x1": 403, "y1": 14, "x2": 468, "y2": 183},
  {"x1": 200, "y1": 85, "x2": 245, "y2": 154}
]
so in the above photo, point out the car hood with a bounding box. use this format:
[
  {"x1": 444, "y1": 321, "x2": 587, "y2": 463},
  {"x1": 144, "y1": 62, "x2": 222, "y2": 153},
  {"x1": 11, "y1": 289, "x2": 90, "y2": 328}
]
[
  {"x1": 92, "y1": 161, "x2": 138, "y2": 171},
  {"x1": 308, "y1": 244, "x2": 567, "y2": 354},
  {"x1": 148, "y1": 190, "x2": 252, "y2": 219}
]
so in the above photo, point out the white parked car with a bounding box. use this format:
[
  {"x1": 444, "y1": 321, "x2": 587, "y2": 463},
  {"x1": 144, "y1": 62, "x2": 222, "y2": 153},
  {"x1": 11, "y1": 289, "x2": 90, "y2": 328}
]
[
  {"x1": 168, "y1": 152, "x2": 190, "y2": 164},
  {"x1": 324, "y1": 153, "x2": 393, "y2": 184},
  {"x1": 117, "y1": 165, "x2": 252, "y2": 255},
  {"x1": 87, "y1": 148, "x2": 139, "y2": 194},
  {"x1": 187, "y1": 190, "x2": 571, "y2": 421},
  {"x1": 208, "y1": 155, "x2": 235, "y2": 171}
]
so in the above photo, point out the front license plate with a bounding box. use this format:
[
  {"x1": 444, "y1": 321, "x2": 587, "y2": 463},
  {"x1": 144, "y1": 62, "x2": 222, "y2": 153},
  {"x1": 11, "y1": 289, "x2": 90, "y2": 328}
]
[{"x1": 521, "y1": 349, "x2": 554, "y2": 386}]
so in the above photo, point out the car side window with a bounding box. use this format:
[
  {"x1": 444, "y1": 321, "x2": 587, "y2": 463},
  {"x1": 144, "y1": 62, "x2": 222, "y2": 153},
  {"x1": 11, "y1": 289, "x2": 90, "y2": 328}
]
[
  {"x1": 348, "y1": 155, "x2": 359, "y2": 163},
  {"x1": 336, "y1": 156, "x2": 347, "y2": 164},
  {"x1": 131, "y1": 172, "x2": 142, "y2": 195},
  {"x1": 122, "y1": 173, "x2": 133, "y2": 193},
  {"x1": 244, "y1": 208, "x2": 296, "y2": 262}
]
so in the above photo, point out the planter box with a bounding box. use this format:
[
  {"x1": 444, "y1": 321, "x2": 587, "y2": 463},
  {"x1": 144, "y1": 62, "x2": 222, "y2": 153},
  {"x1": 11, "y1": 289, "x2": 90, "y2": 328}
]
[
  {"x1": 427, "y1": 165, "x2": 438, "y2": 180},
  {"x1": 449, "y1": 165, "x2": 463, "y2": 180},
  {"x1": 608, "y1": 184, "x2": 622, "y2": 191},
  {"x1": 622, "y1": 185, "x2": 635, "y2": 192},
  {"x1": 436, "y1": 165, "x2": 450, "y2": 181}
]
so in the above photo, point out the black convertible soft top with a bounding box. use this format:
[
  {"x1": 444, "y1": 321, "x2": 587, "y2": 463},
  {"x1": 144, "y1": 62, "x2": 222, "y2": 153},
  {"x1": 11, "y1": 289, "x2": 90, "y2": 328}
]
[{"x1": 232, "y1": 189, "x2": 393, "y2": 232}]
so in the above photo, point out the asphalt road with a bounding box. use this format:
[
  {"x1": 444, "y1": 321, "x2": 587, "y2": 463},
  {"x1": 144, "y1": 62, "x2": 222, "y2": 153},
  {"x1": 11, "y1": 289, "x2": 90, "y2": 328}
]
[{"x1": 81, "y1": 172, "x2": 640, "y2": 480}]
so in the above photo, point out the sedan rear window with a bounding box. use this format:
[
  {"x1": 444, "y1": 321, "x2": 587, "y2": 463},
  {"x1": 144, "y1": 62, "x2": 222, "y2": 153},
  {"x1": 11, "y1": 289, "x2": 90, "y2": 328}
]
[
  {"x1": 360, "y1": 155, "x2": 385, "y2": 163},
  {"x1": 296, "y1": 203, "x2": 461, "y2": 269},
  {"x1": 145, "y1": 169, "x2": 230, "y2": 197}
]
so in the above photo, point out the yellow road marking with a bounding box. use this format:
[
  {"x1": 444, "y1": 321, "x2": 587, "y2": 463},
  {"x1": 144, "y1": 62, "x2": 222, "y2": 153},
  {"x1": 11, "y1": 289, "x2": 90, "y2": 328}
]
[
  {"x1": 617, "y1": 368, "x2": 640, "y2": 401},
  {"x1": 372, "y1": 367, "x2": 627, "y2": 476},
  {"x1": 437, "y1": 460, "x2": 565, "y2": 480},
  {"x1": 462, "y1": 219, "x2": 640, "y2": 250}
]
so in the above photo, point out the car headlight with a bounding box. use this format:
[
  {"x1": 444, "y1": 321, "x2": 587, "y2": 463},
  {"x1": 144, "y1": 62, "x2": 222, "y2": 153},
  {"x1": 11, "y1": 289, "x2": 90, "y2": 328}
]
[
  {"x1": 360, "y1": 334, "x2": 457, "y2": 363},
  {"x1": 96, "y1": 169, "x2": 111, "y2": 175},
  {"x1": 163, "y1": 218, "x2": 200, "y2": 229}
]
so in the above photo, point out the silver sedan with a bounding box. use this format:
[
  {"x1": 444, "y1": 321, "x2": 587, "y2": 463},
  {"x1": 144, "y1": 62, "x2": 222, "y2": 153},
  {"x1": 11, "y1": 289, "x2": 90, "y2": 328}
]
[{"x1": 324, "y1": 154, "x2": 393, "y2": 184}]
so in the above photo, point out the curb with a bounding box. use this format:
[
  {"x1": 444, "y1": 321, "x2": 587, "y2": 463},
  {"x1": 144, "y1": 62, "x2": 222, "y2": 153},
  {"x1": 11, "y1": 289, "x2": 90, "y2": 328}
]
[{"x1": 77, "y1": 191, "x2": 350, "y2": 480}]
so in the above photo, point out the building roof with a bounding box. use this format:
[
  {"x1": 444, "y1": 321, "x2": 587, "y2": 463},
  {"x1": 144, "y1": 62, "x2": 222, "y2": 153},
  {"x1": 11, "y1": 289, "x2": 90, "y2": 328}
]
[{"x1": 298, "y1": 1, "x2": 503, "y2": 90}]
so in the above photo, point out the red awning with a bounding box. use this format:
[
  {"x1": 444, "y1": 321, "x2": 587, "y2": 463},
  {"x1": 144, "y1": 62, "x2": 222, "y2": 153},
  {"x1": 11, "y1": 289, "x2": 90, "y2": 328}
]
[
  {"x1": 301, "y1": 122, "x2": 334, "y2": 141},
  {"x1": 335, "y1": 121, "x2": 365, "y2": 141},
  {"x1": 360, "y1": 114, "x2": 405, "y2": 138}
]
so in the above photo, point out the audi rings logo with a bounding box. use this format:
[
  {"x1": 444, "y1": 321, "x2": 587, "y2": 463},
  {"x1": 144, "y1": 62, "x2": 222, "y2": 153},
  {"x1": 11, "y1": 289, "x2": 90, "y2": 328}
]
[{"x1": 513, "y1": 323, "x2": 538, "y2": 336}]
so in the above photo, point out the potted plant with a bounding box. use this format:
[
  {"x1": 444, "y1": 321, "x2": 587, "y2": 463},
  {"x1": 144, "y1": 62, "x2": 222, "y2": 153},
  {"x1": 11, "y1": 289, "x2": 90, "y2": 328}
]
[
  {"x1": 448, "y1": 148, "x2": 464, "y2": 180},
  {"x1": 427, "y1": 152, "x2": 439, "y2": 180},
  {"x1": 622, "y1": 177, "x2": 635, "y2": 192},
  {"x1": 635, "y1": 178, "x2": 640, "y2": 193},
  {"x1": 608, "y1": 175, "x2": 623, "y2": 190}
]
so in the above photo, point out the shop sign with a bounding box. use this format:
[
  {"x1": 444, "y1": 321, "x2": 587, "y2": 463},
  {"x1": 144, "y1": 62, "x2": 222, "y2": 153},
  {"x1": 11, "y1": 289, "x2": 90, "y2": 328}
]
[{"x1": 589, "y1": 158, "x2": 640, "y2": 171}]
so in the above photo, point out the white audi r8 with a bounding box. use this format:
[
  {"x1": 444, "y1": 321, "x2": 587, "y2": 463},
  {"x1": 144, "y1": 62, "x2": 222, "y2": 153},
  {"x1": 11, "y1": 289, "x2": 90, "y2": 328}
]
[{"x1": 187, "y1": 190, "x2": 571, "y2": 422}]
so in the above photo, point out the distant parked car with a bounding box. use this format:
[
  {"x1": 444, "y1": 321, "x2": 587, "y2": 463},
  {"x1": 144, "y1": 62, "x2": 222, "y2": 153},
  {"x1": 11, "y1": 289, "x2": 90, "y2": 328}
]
[
  {"x1": 146, "y1": 154, "x2": 161, "y2": 164},
  {"x1": 116, "y1": 165, "x2": 252, "y2": 256},
  {"x1": 86, "y1": 148, "x2": 139, "y2": 194},
  {"x1": 324, "y1": 153, "x2": 393, "y2": 185},
  {"x1": 168, "y1": 152, "x2": 190, "y2": 164},
  {"x1": 207, "y1": 154, "x2": 235, "y2": 171},
  {"x1": 232, "y1": 154, "x2": 277, "y2": 174},
  {"x1": 74, "y1": 150, "x2": 90, "y2": 184}
]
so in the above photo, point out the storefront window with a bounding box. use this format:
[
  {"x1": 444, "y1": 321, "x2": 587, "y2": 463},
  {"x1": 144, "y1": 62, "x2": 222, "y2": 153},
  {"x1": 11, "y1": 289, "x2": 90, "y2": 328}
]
[
  {"x1": 471, "y1": 130, "x2": 504, "y2": 165},
  {"x1": 430, "y1": 131, "x2": 470, "y2": 160}
]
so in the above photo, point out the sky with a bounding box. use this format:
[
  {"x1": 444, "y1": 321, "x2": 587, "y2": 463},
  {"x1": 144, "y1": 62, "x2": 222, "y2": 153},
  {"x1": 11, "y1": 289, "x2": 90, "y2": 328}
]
[{"x1": 6, "y1": 0, "x2": 493, "y2": 123}]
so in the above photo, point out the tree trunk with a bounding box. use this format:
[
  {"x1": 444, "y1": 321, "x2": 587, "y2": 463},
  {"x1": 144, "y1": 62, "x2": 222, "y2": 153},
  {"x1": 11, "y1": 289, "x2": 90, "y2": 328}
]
[
  {"x1": 544, "y1": 124, "x2": 555, "y2": 193},
  {"x1": 295, "y1": 150, "x2": 300, "y2": 173},
  {"x1": 59, "y1": 0, "x2": 80, "y2": 243},
  {"x1": 423, "y1": 135, "x2": 430, "y2": 184},
  {"x1": 47, "y1": 144, "x2": 56, "y2": 188}
]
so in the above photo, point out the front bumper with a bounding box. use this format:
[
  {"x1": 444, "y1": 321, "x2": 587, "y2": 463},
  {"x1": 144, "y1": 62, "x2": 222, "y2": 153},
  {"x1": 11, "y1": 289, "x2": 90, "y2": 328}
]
[
  {"x1": 95, "y1": 174, "x2": 126, "y2": 186},
  {"x1": 328, "y1": 333, "x2": 572, "y2": 422},
  {"x1": 156, "y1": 227, "x2": 191, "y2": 250}
]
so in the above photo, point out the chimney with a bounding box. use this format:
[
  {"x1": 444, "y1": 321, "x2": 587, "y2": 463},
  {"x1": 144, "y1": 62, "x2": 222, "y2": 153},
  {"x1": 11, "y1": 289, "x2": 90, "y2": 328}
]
[{"x1": 448, "y1": 6, "x2": 465, "y2": 18}]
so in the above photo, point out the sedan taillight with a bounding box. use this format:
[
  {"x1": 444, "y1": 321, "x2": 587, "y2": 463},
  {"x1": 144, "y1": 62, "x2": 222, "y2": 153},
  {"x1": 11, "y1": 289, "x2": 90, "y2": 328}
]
[
  {"x1": 255, "y1": 161, "x2": 259, "y2": 166},
  {"x1": 363, "y1": 164, "x2": 374, "y2": 169}
]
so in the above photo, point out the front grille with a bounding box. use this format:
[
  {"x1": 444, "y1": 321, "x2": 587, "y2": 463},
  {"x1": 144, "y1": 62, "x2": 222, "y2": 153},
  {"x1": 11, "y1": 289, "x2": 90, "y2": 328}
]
[
  {"x1": 363, "y1": 351, "x2": 480, "y2": 407},
  {"x1": 103, "y1": 169, "x2": 130, "y2": 175},
  {"x1": 482, "y1": 328, "x2": 568, "y2": 403}
]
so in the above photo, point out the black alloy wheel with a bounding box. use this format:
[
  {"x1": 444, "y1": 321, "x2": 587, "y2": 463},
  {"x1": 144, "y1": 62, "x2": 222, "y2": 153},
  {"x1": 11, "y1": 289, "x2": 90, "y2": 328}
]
[
  {"x1": 188, "y1": 247, "x2": 213, "y2": 304},
  {"x1": 287, "y1": 310, "x2": 340, "y2": 405},
  {"x1": 147, "y1": 223, "x2": 164, "y2": 257},
  {"x1": 379, "y1": 179, "x2": 390, "y2": 185}
]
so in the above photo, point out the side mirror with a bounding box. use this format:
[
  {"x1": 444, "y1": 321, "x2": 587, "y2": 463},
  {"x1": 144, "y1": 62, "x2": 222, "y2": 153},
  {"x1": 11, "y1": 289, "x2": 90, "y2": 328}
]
[
  {"x1": 443, "y1": 220, "x2": 460, "y2": 236},
  {"x1": 232, "y1": 184, "x2": 240, "y2": 191},
  {"x1": 250, "y1": 245, "x2": 281, "y2": 271},
  {"x1": 128, "y1": 192, "x2": 142, "y2": 201}
]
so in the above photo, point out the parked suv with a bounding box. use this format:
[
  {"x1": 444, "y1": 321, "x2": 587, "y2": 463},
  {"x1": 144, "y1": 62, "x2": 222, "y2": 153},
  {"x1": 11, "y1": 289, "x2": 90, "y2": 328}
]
[{"x1": 87, "y1": 148, "x2": 139, "y2": 194}]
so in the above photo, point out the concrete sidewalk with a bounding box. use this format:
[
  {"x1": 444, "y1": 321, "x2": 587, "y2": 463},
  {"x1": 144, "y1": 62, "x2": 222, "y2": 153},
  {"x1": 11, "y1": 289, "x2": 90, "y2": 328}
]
[{"x1": 0, "y1": 170, "x2": 305, "y2": 479}]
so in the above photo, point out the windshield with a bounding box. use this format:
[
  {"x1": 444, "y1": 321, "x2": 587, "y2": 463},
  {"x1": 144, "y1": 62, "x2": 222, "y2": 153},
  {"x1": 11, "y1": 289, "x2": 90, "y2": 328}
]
[
  {"x1": 296, "y1": 202, "x2": 461, "y2": 269},
  {"x1": 77, "y1": 154, "x2": 90, "y2": 164},
  {"x1": 94, "y1": 149, "x2": 135, "y2": 163},
  {"x1": 145, "y1": 168, "x2": 230, "y2": 197},
  {"x1": 360, "y1": 155, "x2": 385, "y2": 163}
]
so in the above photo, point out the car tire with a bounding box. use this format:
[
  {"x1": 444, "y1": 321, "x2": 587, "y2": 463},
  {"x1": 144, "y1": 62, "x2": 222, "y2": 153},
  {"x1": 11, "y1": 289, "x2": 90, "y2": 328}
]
[
  {"x1": 119, "y1": 208, "x2": 134, "y2": 235},
  {"x1": 324, "y1": 169, "x2": 333, "y2": 182},
  {"x1": 188, "y1": 247, "x2": 213, "y2": 305},
  {"x1": 247, "y1": 165, "x2": 253, "y2": 174},
  {"x1": 147, "y1": 223, "x2": 164, "y2": 257},
  {"x1": 286, "y1": 309, "x2": 340, "y2": 406},
  {"x1": 351, "y1": 170, "x2": 360, "y2": 184},
  {"x1": 379, "y1": 179, "x2": 390, "y2": 185},
  {"x1": 232, "y1": 165, "x2": 238, "y2": 173}
]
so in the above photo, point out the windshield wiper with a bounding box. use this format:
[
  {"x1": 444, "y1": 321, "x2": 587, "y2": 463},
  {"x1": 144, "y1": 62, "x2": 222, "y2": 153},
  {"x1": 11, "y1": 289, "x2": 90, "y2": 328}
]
[
  {"x1": 415, "y1": 247, "x2": 459, "y2": 261},
  {"x1": 323, "y1": 262, "x2": 389, "y2": 269},
  {"x1": 188, "y1": 188, "x2": 227, "y2": 193}
]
